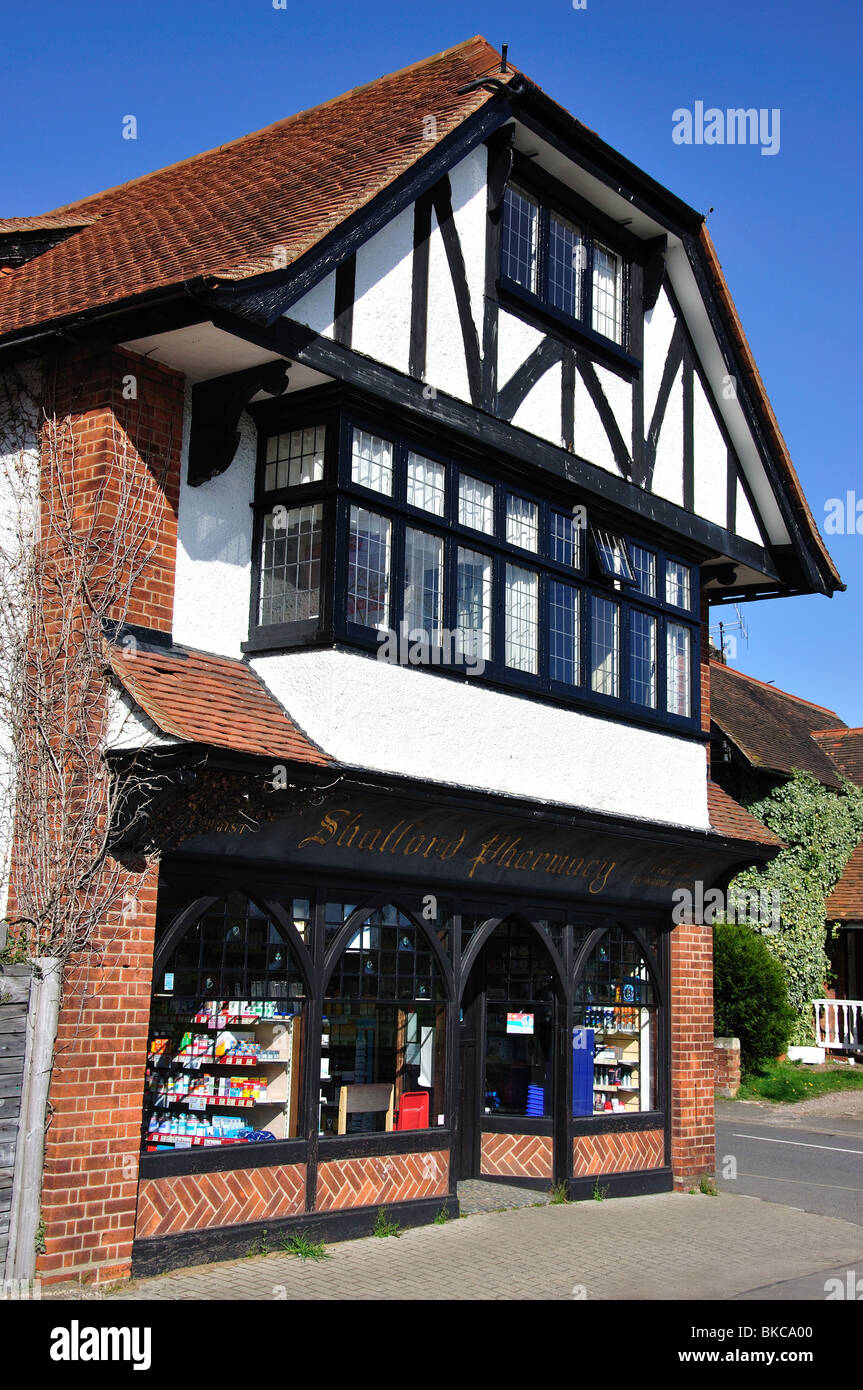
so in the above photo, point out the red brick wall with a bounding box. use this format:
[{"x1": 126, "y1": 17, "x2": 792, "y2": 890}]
[
  {"x1": 480, "y1": 1132, "x2": 553, "y2": 1179},
  {"x1": 572, "y1": 1129, "x2": 664, "y2": 1176},
  {"x1": 38, "y1": 865, "x2": 159, "y2": 1284},
  {"x1": 316, "y1": 1150, "x2": 448, "y2": 1209},
  {"x1": 713, "y1": 1037, "x2": 741, "y2": 1098},
  {"x1": 136, "y1": 1164, "x2": 307, "y2": 1238},
  {"x1": 27, "y1": 343, "x2": 185, "y2": 1282},
  {"x1": 669, "y1": 921, "x2": 715, "y2": 1188}
]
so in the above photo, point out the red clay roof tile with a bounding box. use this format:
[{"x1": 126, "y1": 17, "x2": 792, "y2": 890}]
[
  {"x1": 108, "y1": 642, "x2": 332, "y2": 766},
  {"x1": 707, "y1": 780, "x2": 782, "y2": 846}
]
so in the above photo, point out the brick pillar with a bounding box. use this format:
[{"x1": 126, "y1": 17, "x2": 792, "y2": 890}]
[
  {"x1": 22, "y1": 342, "x2": 184, "y2": 1281},
  {"x1": 37, "y1": 866, "x2": 158, "y2": 1284},
  {"x1": 669, "y1": 920, "x2": 715, "y2": 1189}
]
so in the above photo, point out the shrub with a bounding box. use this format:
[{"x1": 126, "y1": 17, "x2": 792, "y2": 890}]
[{"x1": 713, "y1": 922, "x2": 796, "y2": 1071}]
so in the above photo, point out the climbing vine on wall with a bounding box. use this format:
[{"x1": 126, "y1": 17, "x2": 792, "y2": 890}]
[{"x1": 727, "y1": 771, "x2": 863, "y2": 1044}]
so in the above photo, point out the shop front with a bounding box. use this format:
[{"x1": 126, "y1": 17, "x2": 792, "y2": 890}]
[{"x1": 129, "y1": 776, "x2": 762, "y2": 1275}]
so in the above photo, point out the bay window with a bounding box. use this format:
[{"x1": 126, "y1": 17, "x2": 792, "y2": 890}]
[{"x1": 249, "y1": 405, "x2": 699, "y2": 728}]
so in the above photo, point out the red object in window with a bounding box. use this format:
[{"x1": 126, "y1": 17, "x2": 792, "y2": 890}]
[{"x1": 395, "y1": 1091, "x2": 429, "y2": 1130}]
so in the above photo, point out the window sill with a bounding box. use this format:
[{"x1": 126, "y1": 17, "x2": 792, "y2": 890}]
[{"x1": 499, "y1": 279, "x2": 641, "y2": 378}]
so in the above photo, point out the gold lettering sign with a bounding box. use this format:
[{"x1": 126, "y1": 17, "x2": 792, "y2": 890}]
[{"x1": 297, "y1": 809, "x2": 616, "y2": 894}]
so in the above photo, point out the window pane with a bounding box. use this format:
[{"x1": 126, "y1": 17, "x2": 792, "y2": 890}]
[
  {"x1": 630, "y1": 610, "x2": 657, "y2": 708},
  {"x1": 351, "y1": 428, "x2": 393, "y2": 495},
  {"x1": 665, "y1": 560, "x2": 691, "y2": 609},
  {"x1": 458, "y1": 473, "x2": 495, "y2": 534},
  {"x1": 403, "y1": 527, "x2": 443, "y2": 643},
  {"x1": 551, "y1": 510, "x2": 581, "y2": 568},
  {"x1": 348, "y1": 506, "x2": 391, "y2": 629},
  {"x1": 592, "y1": 528, "x2": 635, "y2": 582},
  {"x1": 406, "y1": 451, "x2": 445, "y2": 516},
  {"x1": 549, "y1": 580, "x2": 580, "y2": 685},
  {"x1": 264, "y1": 424, "x2": 325, "y2": 491},
  {"x1": 456, "y1": 547, "x2": 492, "y2": 662},
  {"x1": 501, "y1": 185, "x2": 538, "y2": 292},
  {"x1": 591, "y1": 595, "x2": 619, "y2": 696},
  {"x1": 666, "y1": 622, "x2": 691, "y2": 717},
  {"x1": 592, "y1": 242, "x2": 623, "y2": 344},
  {"x1": 631, "y1": 544, "x2": 656, "y2": 598},
  {"x1": 259, "y1": 504, "x2": 322, "y2": 626},
  {"x1": 505, "y1": 495, "x2": 538, "y2": 552},
  {"x1": 548, "y1": 213, "x2": 582, "y2": 318},
  {"x1": 321, "y1": 1001, "x2": 446, "y2": 1136},
  {"x1": 505, "y1": 564, "x2": 539, "y2": 674}
]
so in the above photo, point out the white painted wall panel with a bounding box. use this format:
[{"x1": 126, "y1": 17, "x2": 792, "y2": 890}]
[
  {"x1": 595, "y1": 365, "x2": 633, "y2": 461},
  {"x1": 106, "y1": 686, "x2": 179, "y2": 751},
  {"x1": 693, "y1": 376, "x2": 727, "y2": 528},
  {"x1": 511, "y1": 361, "x2": 562, "y2": 445},
  {"x1": 172, "y1": 385, "x2": 254, "y2": 657},
  {"x1": 736, "y1": 479, "x2": 763, "y2": 544},
  {"x1": 447, "y1": 146, "x2": 487, "y2": 345},
  {"x1": 651, "y1": 366, "x2": 684, "y2": 507},
  {"x1": 253, "y1": 649, "x2": 710, "y2": 830},
  {"x1": 497, "y1": 309, "x2": 544, "y2": 390},
  {"x1": 643, "y1": 287, "x2": 677, "y2": 426},
  {"x1": 352, "y1": 206, "x2": 413, "y2": 373},
  {"x1": 573, "y1": 368, "x2": 619, "y2": 475},
  {"x1": 287, "y1": 272, "x2": 336, "y2": 337},
  {"x1": 424, "y1": 204, "x2": 471, "y2": 403}
]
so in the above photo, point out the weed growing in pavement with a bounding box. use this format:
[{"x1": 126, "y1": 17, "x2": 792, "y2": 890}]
[
  {"x1": 592, "y1": 1180, "x2": 609, "y2": 1201},
  {"x1": 549, "y1": 1180, "x2": 570, "y2": 1205},
  {"x1": 433, "y1": 1205, "x2": 449, "y2": 1225},
  {"x1": 280, "y1": 1231, "x2": 330, "y2": 1260},
  {"x1": 373, "y1": 1206, "x2": 402, "y2": 1238}
]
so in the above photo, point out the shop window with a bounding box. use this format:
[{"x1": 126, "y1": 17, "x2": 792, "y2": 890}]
[
  {"x1": 483, "y1": 918, "x2": 555, "y2": 1119},
  {"x1": 572, "y1": 927, "x2": 658, "y2": 1117},
  {"x1": 322, "y1": 906, "x2": 447, "y2": 1135},
  {"x1": 144, "y1": 893, "x2": 306, "y2": 1152}
]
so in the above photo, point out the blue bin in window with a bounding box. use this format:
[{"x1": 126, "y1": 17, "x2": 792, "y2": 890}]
[{"x1": 572, "y1": 1026, "x2": 594, "y2": 1116}]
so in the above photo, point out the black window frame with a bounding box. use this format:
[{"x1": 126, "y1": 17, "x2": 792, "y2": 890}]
[
  {"x1": 498, "y1": 164, "x2": 639, "y2": 366},
  {"x1": 244, "y1": 395, "x2": 701, "y2": 735}
]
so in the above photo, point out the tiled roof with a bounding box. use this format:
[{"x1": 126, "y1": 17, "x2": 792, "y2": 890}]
[
  {"x1": 710, "y1": 660, "x2": 847, "y2": 787},
  {"x1": 811, "y1": 728, "x2": 863, "y2": 787},
  {"x1": 707, "y1": 780, "x2": 783, "y2": 846},
  {"x1": 107, "y1": 642, "x2": 332, "y2": 766},
  {"x1": 0, "y1": 37, "x2": 509, "y2": 341},
  {"x1": 826, "y1": 841, "x2": 863, "y2": 921}
]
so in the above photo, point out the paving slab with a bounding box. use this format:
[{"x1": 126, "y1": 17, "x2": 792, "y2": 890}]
[{"x1": 41, "y1": 1190, "x2": 863, "y2": 1302}]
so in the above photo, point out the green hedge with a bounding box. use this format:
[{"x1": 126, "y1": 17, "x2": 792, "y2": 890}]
[{"x1": 713, "y1": 922, "x2": 796, "y2": 1071}]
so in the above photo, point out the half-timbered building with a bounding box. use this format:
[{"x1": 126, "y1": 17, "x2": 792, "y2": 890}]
[{"x1": 0, "y1": 36, "x2": 841, "y2": 1280}]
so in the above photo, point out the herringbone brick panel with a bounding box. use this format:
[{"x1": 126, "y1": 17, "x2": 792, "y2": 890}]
[
  {"x1": 572, "y1": 1129, "x2": 664, "y2": 1177},
  {"x1": 480, "y1": 1133, "x2": 553, "y2": 1178},
  {"x1": 315, "y1": 1150, "x2": 448, "y2": 1210},
  {"x1": 135, "y1": 1163, "x2": 307, "y2": 1237}
]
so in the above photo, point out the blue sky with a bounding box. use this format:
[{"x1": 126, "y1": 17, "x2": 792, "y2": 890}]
[{"x1": 3, "y1": 0, "x2": 862, "y2": 722}]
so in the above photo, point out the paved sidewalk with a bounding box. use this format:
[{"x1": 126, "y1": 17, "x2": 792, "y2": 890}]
[{"x1": 43, "y1": 1190, "x2": 863, "y2": 1302}]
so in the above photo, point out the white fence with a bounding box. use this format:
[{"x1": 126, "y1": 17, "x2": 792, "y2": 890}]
[{"x1": 813, "y1": 999, "x2": 863, "y2": 1053}]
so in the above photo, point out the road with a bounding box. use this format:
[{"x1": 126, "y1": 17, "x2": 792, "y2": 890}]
[{"x1": 716, "y1": 1100, "x2": 863, "y2": 1226}]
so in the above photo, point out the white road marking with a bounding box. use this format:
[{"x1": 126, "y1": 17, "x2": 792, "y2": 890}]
[{"x1": 731, "y1": 1132, "x2": 863, "y2": 1156}]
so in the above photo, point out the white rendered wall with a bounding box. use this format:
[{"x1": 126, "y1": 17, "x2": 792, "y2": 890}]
[
  {"x1": 424, "y1": 147, "x2": 487, "y2": 402},
  {"x1": 693, "y1": 375, "x2": 728, "y2": 528},
  {"x1": 287, "y1": 271, "x2": 336, "y2": 337},
  {"x1": 573, "y1": 368, "x2": 619, "y2": 475},
  {"x1": 172, "y1": 385, "x2": 254, "y2": 657},
  {"x1": 252, "y1": 648, "x2": 710, "y2": 830},
  {"x1": 651, "y1": 366, "x2": 684, "y2": 506},
  {"x1": 105, "y1": 685, "x2": 180, "y2": 752},
  {"x1": 497, "y1": 309, "x2": 543, "y2": 392},
  {"x1": 352, "y1": 206, "x2": 413, "y2": 373},
  {"x1": 642, "y1": 288, "x2": 677, "y2": 425},
  {"x1": 511, "y1": 361, "x2": 562, "y2": 445},
  {"x1": 735, "y1": 480, "x2": 763, "y2": 543},
  {"x1": 595, "y1": 365, "x2": 633, "y2": 460}
]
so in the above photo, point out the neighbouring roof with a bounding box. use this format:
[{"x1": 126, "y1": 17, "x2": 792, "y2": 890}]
[
  {"x1": 107, "y1": 642, "x2": 332, "y2": 766},
  {"x1": 811, "y1": 728, "x2": 863, "y2": 787},
  {"x1": 707, "y1": 780, "x2": 782, "y2": 847},
  {"x1": 710, "y1": 659, "x2": 847, "y2": 788},
  {"x1": 826, "y1": 841, "x2": 863, "y2": 921},
  {"x1": 0, "y1": 37, "x2": 509, "y2": 341}
]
